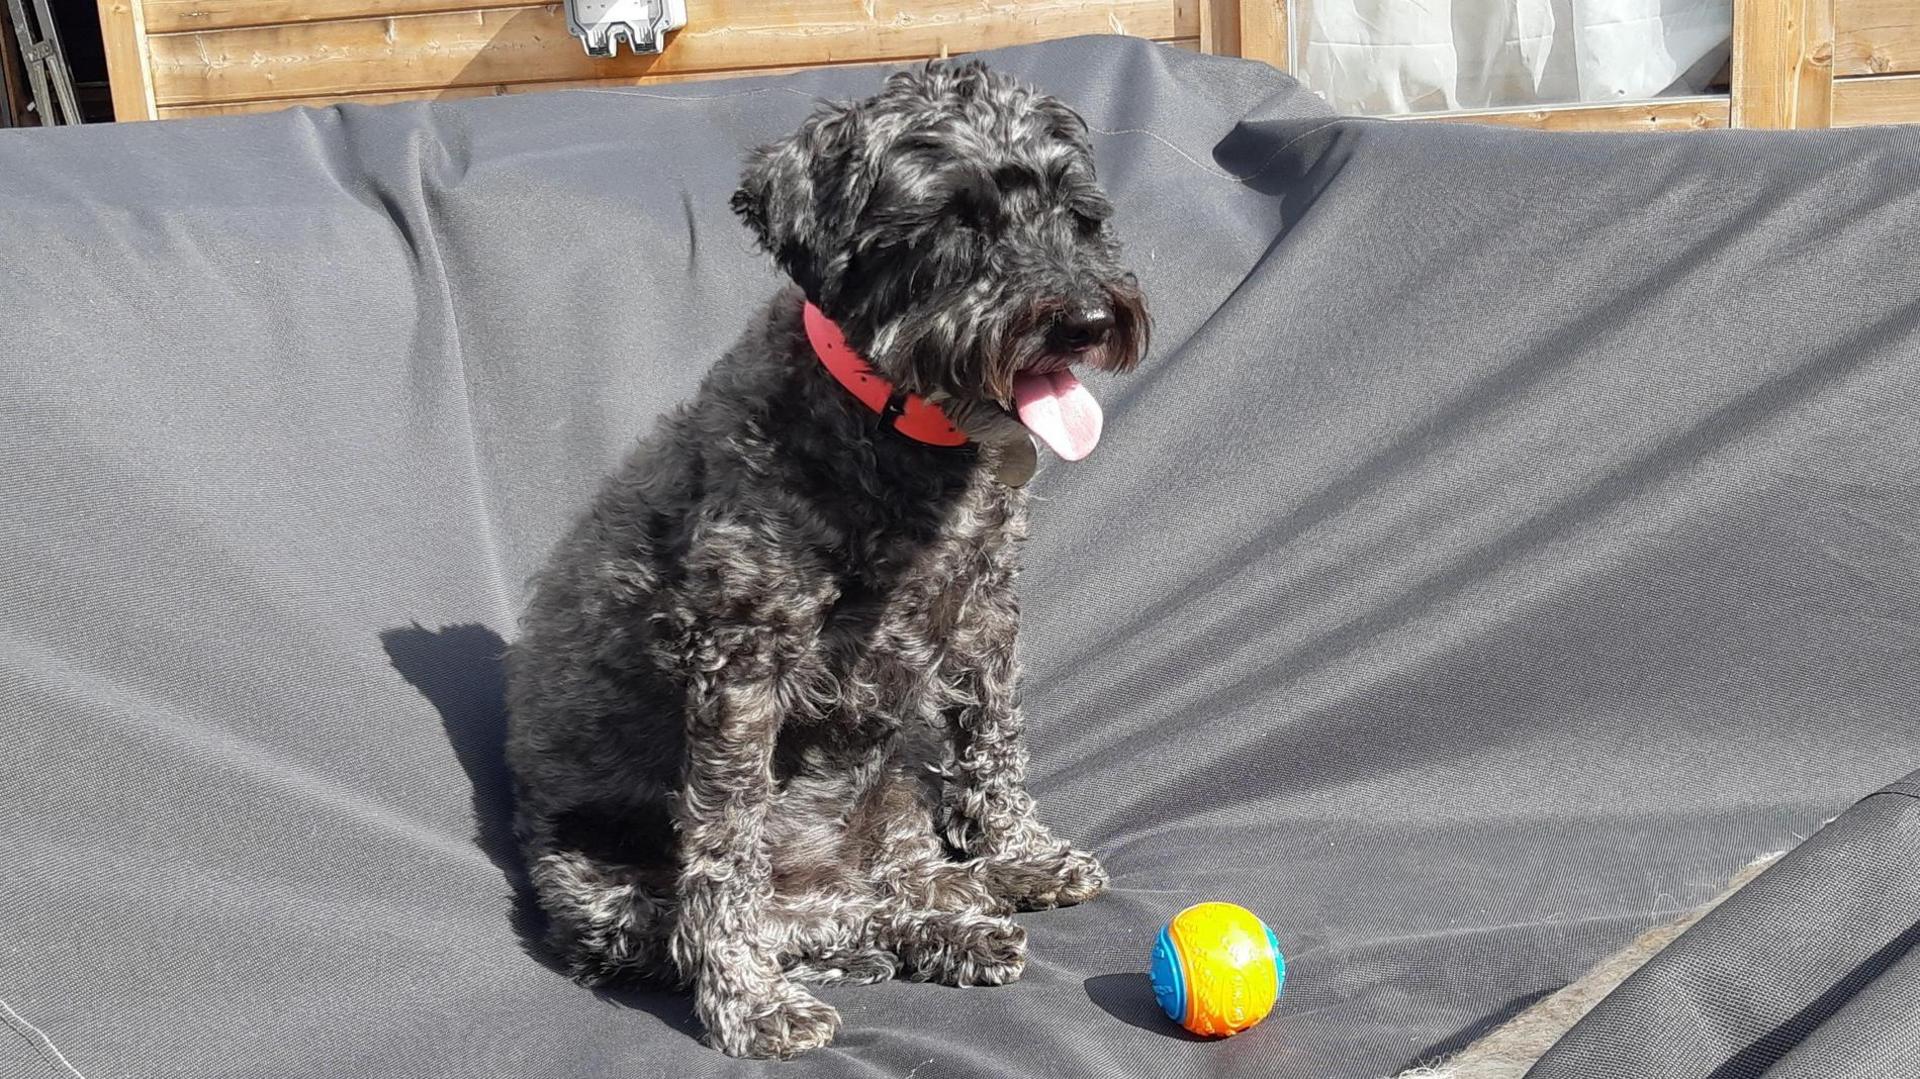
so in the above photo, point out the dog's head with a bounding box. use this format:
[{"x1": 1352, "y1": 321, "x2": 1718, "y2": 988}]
[{"x1": 731, "y1": 61, "x2": 1148, "y2": 459}]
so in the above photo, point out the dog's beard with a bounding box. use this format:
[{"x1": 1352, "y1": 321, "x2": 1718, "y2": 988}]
[
  {"x1": 995, "y1": 281, "x2": 1146, "y2": 461},
  {"x1": 879, "y1": 278, "x2": 1148, "y2": 460}
]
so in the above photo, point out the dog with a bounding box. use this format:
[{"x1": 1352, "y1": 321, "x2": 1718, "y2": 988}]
[{"x1": 504, "y1": 60, "x2": 1148, "y2": 1059}]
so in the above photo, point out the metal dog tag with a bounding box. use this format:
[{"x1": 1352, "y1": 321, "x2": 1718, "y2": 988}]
[
  {"x1": 563, "y1": 0, "x2": 688, "y2": 57},
  {"x1": 994, "y1": 437, "x2": 1038, "y2": 488}
]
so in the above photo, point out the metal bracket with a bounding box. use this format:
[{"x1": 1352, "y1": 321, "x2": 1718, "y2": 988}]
[
  {"x1": 4, "y1": 0, "x2": 80, "y2": 125},
  {"x1": 562, "y1": 0, "x2": 688, "y2": 58}
]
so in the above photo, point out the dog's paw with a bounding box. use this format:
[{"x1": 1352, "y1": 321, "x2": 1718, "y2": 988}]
[
  {"x1": 707, "y1": 983, "x2": 841, "y2": 1059},
  {"x1": 955, "y1": 916, "x2": 1028, "y2": 986},
  {"x1": 988, "y1": 844, "x2": 1109, "y2": 910},
  {"x1": 1047, "y1": 847, "x2": 1109, "y2": 907},
  {"x1": 910, "y1": 913, "x2": 1027, "y2": 987}
]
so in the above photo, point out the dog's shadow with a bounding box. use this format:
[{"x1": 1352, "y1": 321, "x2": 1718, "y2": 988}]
[{"x1": 378, "y1": 622, "x2": 698, "y2": 1036}]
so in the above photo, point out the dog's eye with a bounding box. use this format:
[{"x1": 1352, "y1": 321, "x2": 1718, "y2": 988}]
[
  {"x1": 947, "y1": 172, "x2": 1004, "y2": 232},
  {"x1": 994, "y1": 162, "x2": 1050, "y2": 193},
  {"x1": 1072, "y1": 210, "x2": 1104, "y2": 236}
]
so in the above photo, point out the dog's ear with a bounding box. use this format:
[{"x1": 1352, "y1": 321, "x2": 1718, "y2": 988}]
[
  {"x1": 1033, "y1": 95, "x2": 1094, "y2": 157},
  {"x1": 731, "y1": 103, "x2": 865, "y2": 298}
]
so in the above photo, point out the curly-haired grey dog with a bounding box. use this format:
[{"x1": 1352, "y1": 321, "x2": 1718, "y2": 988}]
[{"x1": 505, "y1": 60, "x2": 1148, "y2": 1059}]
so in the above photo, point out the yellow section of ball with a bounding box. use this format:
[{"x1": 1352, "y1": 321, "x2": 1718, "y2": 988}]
[{"x1": 1167, "y1": 902, "x2": 1283, "y2": 1037}]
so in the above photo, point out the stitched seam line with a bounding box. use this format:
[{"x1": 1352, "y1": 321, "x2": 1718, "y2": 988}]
[
  {"x1": 1087, "y1": 118, "x2": 1348, "y2": 184},
  {"x1": 0, "y1": 999, "x2": 88, "y2": 1079}
]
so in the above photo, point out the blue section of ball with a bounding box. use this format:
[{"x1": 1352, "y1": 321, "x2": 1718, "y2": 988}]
[
  {"x1": 1150, "y1": 926, "x2": 1186, "y2": 1024},
  {"x1": 1265, "y1": 925, "x2": 1287, "y2": 996}
]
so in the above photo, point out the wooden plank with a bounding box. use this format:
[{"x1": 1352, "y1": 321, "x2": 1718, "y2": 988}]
[
  {"x1": 147, "y1": 0, "x2": 531, "y2": 35},
  {"x1": 147, "y1": 2, "x2": 1197, "y2": 108},
  {"x1": 1199, "y1": 0, "x2": 1238, "y2": 55},
  {"x1": 97, "y1": 0, "x2": 158, "y2": 120},
  {"x1": 156, "y1": 60, "x2": 859, "y2": 117},
  {"x1": 1834, "y1": 0, "x2": 1920, "y2": 75},
  {"x1": 1799, "y1": 0, "x2": 1837, "y2": 127},
  {"x1": 1417, "y1": 97, "x2": 1732, "y2": 132},
  {"x1": 1237, "y1": 0, "x2": 1286, "y2": 69},
  {"x1": 1832, "y1": 71, "x2": 1920, "y2": 123},
  {"x1": 1731, "y1": 0, "x2": 1834, "y2": 128},
  {"x1": 154, "y1": 36, "x2": 1204, "y2": 119}
]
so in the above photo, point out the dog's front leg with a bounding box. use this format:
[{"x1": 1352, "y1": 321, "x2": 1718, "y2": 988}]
[
  {"x1": 944, "y1": 651, "x2": 1108, "y2": 910},
  {"x1": 670, "y1": 677, "x2": 839, "y2": 1059}
]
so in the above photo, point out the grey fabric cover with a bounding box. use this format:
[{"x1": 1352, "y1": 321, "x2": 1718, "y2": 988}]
[
  {"x1": 1527, "y1": 772, "x2": 1920, "y2": 1079},
  {"x1": 1, "y1": 34, "x2": 1915, "y2": 1079}
]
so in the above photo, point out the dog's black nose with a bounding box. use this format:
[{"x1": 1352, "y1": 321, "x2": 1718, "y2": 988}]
[{"x1": 1050, "y1": 303, "x2": 1116, "y2": 353}]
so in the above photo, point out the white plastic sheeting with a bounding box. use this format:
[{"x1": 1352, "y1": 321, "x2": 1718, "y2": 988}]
[{"x1": 1299, "y1": 0, "x2": 1732, "y2": 115}]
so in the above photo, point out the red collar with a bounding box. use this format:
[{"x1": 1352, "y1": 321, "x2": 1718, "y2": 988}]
[{"x1": 802, "y1": 301, "x2": 969, "y2": 447}]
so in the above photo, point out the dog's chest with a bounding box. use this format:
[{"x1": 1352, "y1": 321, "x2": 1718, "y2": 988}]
[{"x1": 808, "y1": 484, "x2": 1025, "y2": 726}]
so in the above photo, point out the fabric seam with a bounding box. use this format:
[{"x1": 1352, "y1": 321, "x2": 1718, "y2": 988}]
[{"x1": 0, "y1": 999, "x2": 89, "y2": 1079}]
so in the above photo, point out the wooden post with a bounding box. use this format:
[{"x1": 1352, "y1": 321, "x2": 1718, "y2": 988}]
[
  {"x1": 1200, "y1": 0, "x2": 1241, "y2": 56},
  {"x1": 1238, "y1": 0, "x2": 1288, "y2": 70},
  {"x1": 1731, "y1": 0, "x2": 1834, "y2": 127},
  {"x1": 96, "y1": 0, "x2": 156, "y2": 121}
]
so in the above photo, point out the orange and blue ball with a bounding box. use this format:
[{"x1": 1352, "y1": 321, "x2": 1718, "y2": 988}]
[{"x1": 1150, "y1": 902, "x2": 1285, "y2": 1037}]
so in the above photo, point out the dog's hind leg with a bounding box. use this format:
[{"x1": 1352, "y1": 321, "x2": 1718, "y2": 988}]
[
  {"x1": 853, "y1": 770, "x2": 1026, "y2": 986},
  {"x1": 761, "y1": 779, "x2": 918, "y2": 987},
  {"x1": 780, "y1": 943, "x2": 899, "y2": 987},
  {"x1": 869, "y1": 837, "x2": 1028, "y2": 987},
  {"x1": 532, "y1": 849, "x2": 903, "y2": 989},
  {"x1": 862, "y1": 767, "x2": 1009, "y2": 914},
  {"x1": 766, "y1": 878, "x2": 1025, "y2": 989},
  {"x1": 767, "y1": 890, "x2": 900, "y2": 986},
  {"x1": 878, "y1": 906, "x2": 1027, "y2": 987},
  {"x1": 527, "y1": 849, "x2": 678, "y2": 986}
]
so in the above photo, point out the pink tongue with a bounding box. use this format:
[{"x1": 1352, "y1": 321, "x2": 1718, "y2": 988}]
[{"x1": 1013, "y1": 369, "x2": 1103, "y2": 461}]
